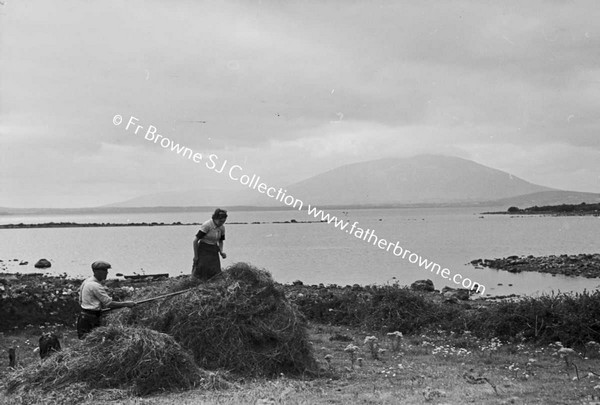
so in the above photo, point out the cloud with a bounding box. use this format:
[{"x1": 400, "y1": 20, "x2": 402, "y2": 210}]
[{"x1": 2, "y1": 0, "x2": 599, "y2": 206}]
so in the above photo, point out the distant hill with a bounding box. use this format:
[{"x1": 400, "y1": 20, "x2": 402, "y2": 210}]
[
  {"x1": 284, "y1": 155, "x2": 554, "y2": 206},
  {"x1": 480, "y1": 190, "x2": 600, "y2": 209},
  {"x1": 105, "y1": 155, "x2": 558, "y2": 208},
  {"x1": 3, "y1": 155, "x2": 598, "y2": 213}
]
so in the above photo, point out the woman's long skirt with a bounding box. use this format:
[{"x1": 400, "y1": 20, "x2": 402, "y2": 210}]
[{"x1": 192, "y1": 243, "x2": 221, "y2": 280}]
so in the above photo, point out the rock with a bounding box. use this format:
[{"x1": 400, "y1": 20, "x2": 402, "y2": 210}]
[
  {"x1": 19, "y1": 261, "x2": 28, "y2": 266},
  {"x1": 410, "y1": 279, "x2": 435, "y2": 292},
  {"x1": 441, "y1": 287, "x2": 470, "y2": 300},
  {"x1": 34, "y1": 259, "x2": 51, "y2": 269}
]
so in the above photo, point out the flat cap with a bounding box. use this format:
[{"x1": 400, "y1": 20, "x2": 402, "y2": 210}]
[{"x1": 91, "y1": 261, "x2": 111, "y2": 271}]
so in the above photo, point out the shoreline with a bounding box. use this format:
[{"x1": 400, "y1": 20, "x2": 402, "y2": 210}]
[
  {"x1": 0, "y1": 272, "x2": 507, "y2": 332},
  {"x1": 482, "y1": 202, "x2": 600, "y2": 216},
  {"x1": 0, "y1": 219, "x2": 324, "y2": 229},
  {"x1": 471, "y1": 253, "x2": 600, "y2": 278},
  {"x1": 481, "y1": 211, "x2": 600, "y2": 216}
]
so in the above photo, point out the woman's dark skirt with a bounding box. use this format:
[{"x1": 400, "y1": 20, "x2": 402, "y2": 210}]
[{"x1": 193, "y1": 242, "x2": 221, "y2": 280}]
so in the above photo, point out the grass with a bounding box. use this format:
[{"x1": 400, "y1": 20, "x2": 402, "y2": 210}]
[
  {"x1": 3, "y1": 270, "x2": 600, "y2": 404},
  {"x1": 2, "y1": 323, "x2": 600, "y2": 404}
]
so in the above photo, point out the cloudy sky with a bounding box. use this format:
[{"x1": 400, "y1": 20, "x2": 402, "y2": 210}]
[{"x1": 1, "y1": 0, "x2": 599, "y2": 208}]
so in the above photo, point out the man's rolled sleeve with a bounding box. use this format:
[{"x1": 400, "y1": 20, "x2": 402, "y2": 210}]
[{"x1": 94, "y1": 285, "x2": 113, "y2": 307}]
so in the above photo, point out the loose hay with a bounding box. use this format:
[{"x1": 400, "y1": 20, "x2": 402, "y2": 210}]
[
  {"x1": 220, "y1": 261, "x2": 274, "y2": 287},
  {"x1": 113, "y1": 262, "x2": 317, "y2": 377},
  {"x1": 5, "y1": 325, "x2": 221, "y2": 397}
]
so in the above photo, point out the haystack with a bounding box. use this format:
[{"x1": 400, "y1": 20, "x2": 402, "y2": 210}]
[
  {"x1": 113, "y1": 262, "x2": 316, "y2": 376},
  {"x1": 5, "y1": 325, "x2": 220, "y2": 397}
]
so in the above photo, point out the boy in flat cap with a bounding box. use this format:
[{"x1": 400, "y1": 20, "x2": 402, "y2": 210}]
[{"x1": 76, "y1": 261, "x2": 136, "y2": 339}]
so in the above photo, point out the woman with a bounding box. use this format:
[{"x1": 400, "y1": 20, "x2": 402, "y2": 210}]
[{"x1": 192, "y1": 208, "x2": 227, "y2": 280}]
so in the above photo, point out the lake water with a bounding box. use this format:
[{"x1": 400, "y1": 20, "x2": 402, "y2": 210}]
[{"x1": 1, "y1": 207, "x2": 599, "y2": 297}]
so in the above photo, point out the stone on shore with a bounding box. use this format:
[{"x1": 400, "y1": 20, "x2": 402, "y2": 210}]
[
  {"x1": 410, "y1": 279, "x2": 435, "y2": 292},
  {"x1": 34, "y1": 258, "x2": 51, "y2": 269},
  {"x1": 441, "y1": 286, "x2": 470, "y2": 301}
]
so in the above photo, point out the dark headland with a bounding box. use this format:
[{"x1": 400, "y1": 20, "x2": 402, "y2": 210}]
[
  {"x1": 471, "y1": 253, "x2": 600, "y2": 278},
  {"x1": 483, "y1": 202, "x2": 600, "y2": 216}
]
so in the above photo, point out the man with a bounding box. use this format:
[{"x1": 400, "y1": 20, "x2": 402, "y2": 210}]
[{"x1": 76, "y1": 261, "x2": 136, "y2": 339}]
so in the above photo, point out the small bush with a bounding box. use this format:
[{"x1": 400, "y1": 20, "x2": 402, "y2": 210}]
[
  {"x1": 465, "y1": 291, "x2": 600, "y2": 347},
  {"x1": 288, "y1": 284, "x2": 600, "y2": 348}
]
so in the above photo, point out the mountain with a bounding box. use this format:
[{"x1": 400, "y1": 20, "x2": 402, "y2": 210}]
[
  {"x1": 284, "y1": 155, "x2": 555, "y2": 206},
  {"x1": 5, "y1": 155, "x2": 596, "y2": 213},
  {"x1": 103, "y1": 155, "x2": 600, "y2": 209}
]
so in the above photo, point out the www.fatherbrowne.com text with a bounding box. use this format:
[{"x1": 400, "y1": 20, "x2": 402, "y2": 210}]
[{"x1": 113, "y1": 114, "x2": 486, "y2": 295}]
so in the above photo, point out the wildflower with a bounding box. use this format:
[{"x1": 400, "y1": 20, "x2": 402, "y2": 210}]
[
  {"x1": 364, "y1": 336, "x2": 380, "y2": 360},
  {"x1": 344, "y1": 344, "x2": 359, "y2": 368},
  {"x1": 387, "y1": 331, "x2": 403, "y2": 352},
  {"x1": 324, "y1": 354, "x2": 333, "y2": 367},
  {"x1": 557, "y1": 347, "x2": 578, "y2": 358},
  {"x1": 344, "y1": 344, "x2": 359, "y2": 353},
  {"x1": 364, "y1": 336, "x2": 378, "y2": 345}
]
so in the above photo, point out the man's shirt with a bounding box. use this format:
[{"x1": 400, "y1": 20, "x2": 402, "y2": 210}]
[{"x1": 79, "y1": 276, "x2": 112, "y2": 310}]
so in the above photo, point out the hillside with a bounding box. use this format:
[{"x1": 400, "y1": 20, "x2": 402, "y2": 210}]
[
  {"x1": 284, "y1": 155, "x2": 554, "y2": 206},
  {"x1": 4, "y1": 155, "x2": 599, "y2": 212}
]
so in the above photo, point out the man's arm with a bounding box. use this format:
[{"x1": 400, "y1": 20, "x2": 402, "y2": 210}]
[
  {"x1": 107, "y1": 300, "x2": 136, "y2": 309},
  {"x1": 94, "y1": 284, "x2": 135, "y2": 309}
]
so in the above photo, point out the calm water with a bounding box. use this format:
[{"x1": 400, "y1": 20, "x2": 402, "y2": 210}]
[{"x1": 1, "y1": 207, "x2": 599, "y2": 296}]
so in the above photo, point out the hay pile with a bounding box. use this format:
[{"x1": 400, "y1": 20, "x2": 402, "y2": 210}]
[
  {"x1": 5, "y1": 325, "x2": 220, "y2": 397},
  {"x1": 113, "y1": 262, "x2": 316, "y2": 376}
]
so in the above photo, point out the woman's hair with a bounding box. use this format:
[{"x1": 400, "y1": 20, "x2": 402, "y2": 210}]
[{"x1": 212, "y1": 208, "x2": 228, "y2": 220}]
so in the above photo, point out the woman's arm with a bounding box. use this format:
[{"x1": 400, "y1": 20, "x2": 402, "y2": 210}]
[
  {"x1": 193, "y1": 237, "x2": 200, "y2": 261},
  {"x1": 219, "y1": 240, "x2": 226, "y2": 258}
]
